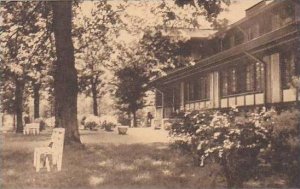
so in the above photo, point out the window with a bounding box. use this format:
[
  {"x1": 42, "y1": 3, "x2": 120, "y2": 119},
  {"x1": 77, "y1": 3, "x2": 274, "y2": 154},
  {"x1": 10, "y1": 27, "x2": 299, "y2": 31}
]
[
  {"x1": 173, "y1": 86, "x2": 181, "y2": 109},
  {"x1": 221, "y1": 61, "x2": 265, "y2": 97},
  {"x1": 246, "y1": 63, "x2": 255, "y2": 91},
  {"x1": 197, "y1": 75, "x2": 210, "y2": 100},
  {"x1": 184, "y1": 81, "x2": 189, "y2": 102},
  {"x1": 248, "y1": 24, "x2": 259, "y2": 40},
  {"x1": 272, "y1": 5, "x2": 294, "y2": 30},
  {"x1": 188, "y1": 81, "x2": 195, "y2": 101},
  {"x1": 184, "y1": 75, "x2": 210, "y2": 102},
  {"x1": 235, "y1": 31, "x2": 244, "y2": 45},
  {"x1": 281, "y1": 51, "x2": 296, "y2": 89},
  {"x1": 255, "y1": 62, "x2": 265, "y2": 92},
  {"x1": 221, "y1": 71, "x2": 229, "y2": 96},
  {"x1": 221, "y1": 67, "x2": 237, "y2": 96},
  {"x1": 229, "y1": 68, "x2": 237, "y2": 94}
]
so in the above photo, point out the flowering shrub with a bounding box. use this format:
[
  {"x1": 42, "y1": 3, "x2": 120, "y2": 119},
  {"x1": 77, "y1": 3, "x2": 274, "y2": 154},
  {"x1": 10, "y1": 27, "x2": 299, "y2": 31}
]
[
  {"x1": 44, "y1": 117, "x2": 55, "y2": 127},
  {"x1": 170, "y1": 108, "x2": 273, "y2": 188},
  {"x1": 84, "y1": 115, "x2": 100, "y2": 130},
  {"x1": 99, "y1": 115, "x2": 118, "y2": 126},
  {"x1": 266, "y1": 109, "x2": 300, "y2": 187}
]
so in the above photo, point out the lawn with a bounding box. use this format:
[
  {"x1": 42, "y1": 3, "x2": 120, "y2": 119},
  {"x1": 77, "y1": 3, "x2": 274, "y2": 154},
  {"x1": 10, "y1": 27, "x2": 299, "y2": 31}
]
[{"x1": 0, "y1": 128, "x2": 287, "y2": 189}]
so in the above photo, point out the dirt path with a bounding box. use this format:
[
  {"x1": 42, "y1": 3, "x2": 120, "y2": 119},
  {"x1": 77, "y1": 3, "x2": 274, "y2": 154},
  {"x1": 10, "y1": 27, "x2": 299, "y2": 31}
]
[{"x1": 80, "y1": 127, "x2": 170, "y2": 144}]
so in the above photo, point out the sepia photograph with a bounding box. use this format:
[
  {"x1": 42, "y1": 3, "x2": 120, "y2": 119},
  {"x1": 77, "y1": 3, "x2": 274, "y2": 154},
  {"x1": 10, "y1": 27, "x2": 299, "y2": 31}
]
[{"x1": 0, "y1": 0, "x2": 300, "y2": 188}]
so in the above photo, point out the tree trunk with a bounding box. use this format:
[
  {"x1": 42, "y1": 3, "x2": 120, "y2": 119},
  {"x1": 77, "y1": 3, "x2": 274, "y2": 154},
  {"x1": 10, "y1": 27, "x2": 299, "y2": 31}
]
[
  {"x1": 91, "y1": 82, "x2": 98, "y2": 116},
  {"x1": 52, "y1": 1, "x2": 81, "y2": 144},
  {"x1": 15, "y1": 78, "x2": 25, "y2": 133},
  {"x1": 13, "y1": 113, "x2": 16, "y2": 130},
  {"x1": 33, "y1": 83, "x2": 40, "y2": 119},
  {"x1": 132, "y1": 111, "x2": 137, "y2": 127}
]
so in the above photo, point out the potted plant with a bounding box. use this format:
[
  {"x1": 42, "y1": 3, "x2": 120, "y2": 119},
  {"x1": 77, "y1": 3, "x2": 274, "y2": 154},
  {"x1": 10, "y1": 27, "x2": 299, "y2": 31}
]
[
  {"x1": 84, "y1": 115, "x2": 100, "y2": 130},
  {"x1": 117, "y1": 125, "x2": 129, "y2": 135},
  {"x1": 103, "y1": 122, "x2": 116, "y2": 131}
]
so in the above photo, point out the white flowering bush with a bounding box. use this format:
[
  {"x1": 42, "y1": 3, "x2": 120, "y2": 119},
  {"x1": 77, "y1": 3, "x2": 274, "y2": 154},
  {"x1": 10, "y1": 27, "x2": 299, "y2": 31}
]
[
  {"x1": 84, "y1": 115, "x2": 101, "y2": 130},
  {"x1": 170, "y1": 108, "x2": 273, "y2": 188},
  {"x1": 44, "y1": 117, "x2": 55, "y2": 127}
]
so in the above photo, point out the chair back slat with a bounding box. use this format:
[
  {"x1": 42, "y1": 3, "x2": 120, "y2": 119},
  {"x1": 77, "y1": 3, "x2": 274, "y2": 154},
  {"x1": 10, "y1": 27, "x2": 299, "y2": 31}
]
[{"x1": 50, "y1": 128, "x2": 65, "y2": 152}]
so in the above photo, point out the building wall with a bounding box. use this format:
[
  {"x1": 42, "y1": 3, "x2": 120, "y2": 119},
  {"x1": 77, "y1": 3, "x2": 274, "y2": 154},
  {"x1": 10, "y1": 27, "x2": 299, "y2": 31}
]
[
  {"x1": 157, "y1": 46, "x2": 299, "y2": 117},
  {"x1": 154, "y1": 0, "x2": 300, "y2": 120}
]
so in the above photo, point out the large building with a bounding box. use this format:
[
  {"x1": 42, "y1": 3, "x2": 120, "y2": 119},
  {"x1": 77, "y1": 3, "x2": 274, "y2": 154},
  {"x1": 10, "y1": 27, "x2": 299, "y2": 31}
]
[{"x1": 151, "y1": 0, "x2": 300, "y2": 124}]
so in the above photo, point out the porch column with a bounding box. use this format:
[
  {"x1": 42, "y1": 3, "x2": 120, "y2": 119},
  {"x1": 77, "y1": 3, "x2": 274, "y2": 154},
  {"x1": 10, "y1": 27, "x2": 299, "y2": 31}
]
[
  {"x1": 265, "y1": 53, "x2": 282, "y2": 104},
  {"x1": 180, "y1": 82, "x2": 185, "y2": 110},
  {"x1": 210, "y1": 72, "x2": 220, "y2": 108}
]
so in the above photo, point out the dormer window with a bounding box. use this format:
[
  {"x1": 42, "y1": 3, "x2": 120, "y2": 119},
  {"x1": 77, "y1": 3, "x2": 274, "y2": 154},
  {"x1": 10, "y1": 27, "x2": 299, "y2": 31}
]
[
  {"x1": 248, "y1": 24, "x2": 259, "y2": 40},
  {"x1": 271, "y1": 4, "x2": 294, "y2": 30}
]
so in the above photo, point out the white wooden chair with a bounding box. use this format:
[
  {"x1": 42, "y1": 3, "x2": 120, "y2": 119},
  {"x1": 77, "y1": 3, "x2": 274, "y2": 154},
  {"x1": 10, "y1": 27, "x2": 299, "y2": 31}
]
[
  {"x1": 24, "y1": 123, "x2": 40, "y2": 135},
  {"x1": 33, "y1": 128, "x2": 65, "y2": 172}
]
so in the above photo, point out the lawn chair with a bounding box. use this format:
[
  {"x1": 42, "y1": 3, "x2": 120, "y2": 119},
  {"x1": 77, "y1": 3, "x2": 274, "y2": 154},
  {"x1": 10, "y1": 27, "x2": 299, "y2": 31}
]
[
  {"x1": 24, "y1": 123, "x2": 40, "y2": 135},
  {"x1": 33, "y1": 128, "x2": 65, "y2": 172}
]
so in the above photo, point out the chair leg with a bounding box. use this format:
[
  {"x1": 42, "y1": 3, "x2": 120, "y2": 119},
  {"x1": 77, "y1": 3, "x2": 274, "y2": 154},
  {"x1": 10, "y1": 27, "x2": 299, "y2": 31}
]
[
  {"x1": 36, "y1": 151, "x2": 42, "y2": 172},
  {"x1": 57, "y1": 154, "x2": 62, "y2": 171},
  {"x1": 46, "y1": 157, "x2": 50, "y2": 172},
  {"x1": 33, "y1": 149, "x2": 36, "y2": 167}
]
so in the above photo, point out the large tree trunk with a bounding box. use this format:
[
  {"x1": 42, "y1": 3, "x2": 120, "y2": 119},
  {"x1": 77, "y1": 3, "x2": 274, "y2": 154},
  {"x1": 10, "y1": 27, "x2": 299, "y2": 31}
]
[
  {"x1": 33, "y1": 83, "x2": 40, "y2": 119},
  {"x1": 52, "y1": 1, "x2": 81, "y2": 144},
  {"x1": 91, "y1": 82, "x2": 98, "y2": 116},
  {"x1": 132, "y1": 111, "x2": 137, "y2": 127},
  {"x1": 15, "y1": 78, "x2": 25, "y2": 133}
]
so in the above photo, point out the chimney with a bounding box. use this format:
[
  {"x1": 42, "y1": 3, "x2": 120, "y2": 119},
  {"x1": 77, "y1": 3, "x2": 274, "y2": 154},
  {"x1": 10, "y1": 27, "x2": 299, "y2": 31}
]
[{"x1": 245, "y1": 1, "x2": 267, "y2": 17}]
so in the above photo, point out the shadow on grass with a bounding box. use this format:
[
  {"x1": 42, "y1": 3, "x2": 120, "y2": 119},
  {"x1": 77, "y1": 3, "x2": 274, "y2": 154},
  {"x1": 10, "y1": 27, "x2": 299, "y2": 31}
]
[
  {"x1": 1, "y1": 142, "x2": 227, "y2": 189},
  {"x1": 1, "y1": 128, "x2": 53, "y2": 143}
]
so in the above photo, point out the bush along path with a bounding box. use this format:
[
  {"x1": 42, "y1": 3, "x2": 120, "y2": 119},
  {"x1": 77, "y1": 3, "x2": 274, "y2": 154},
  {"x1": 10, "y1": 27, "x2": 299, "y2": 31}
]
[{"x1": 169, "y1": 107, "x2": 300, "y2": 188}]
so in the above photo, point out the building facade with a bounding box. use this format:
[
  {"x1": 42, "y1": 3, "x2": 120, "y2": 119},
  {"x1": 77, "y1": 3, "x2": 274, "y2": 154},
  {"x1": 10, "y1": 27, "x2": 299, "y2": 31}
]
[{"x1": 151, "y1": 0, "x2": 300, "y2": 123}]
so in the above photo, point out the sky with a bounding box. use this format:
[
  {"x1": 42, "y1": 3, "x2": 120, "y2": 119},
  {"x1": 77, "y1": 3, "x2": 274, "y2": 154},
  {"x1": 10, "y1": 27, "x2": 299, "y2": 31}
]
[
  {"x1": 80, "y1": 0, "x2": 264, "y2": 24},
  {"x1": 79, "y1": 0, "x2": 265, "y2": 39},
  {"x1": 219, "y1": 0, "x2": 263, "y2": 24}
]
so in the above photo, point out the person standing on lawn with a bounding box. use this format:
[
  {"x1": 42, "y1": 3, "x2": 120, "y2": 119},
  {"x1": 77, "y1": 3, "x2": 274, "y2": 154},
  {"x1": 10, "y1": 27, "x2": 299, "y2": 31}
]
[{"x1": 147, "y1": 112, "x2": 153, "y2": 127}]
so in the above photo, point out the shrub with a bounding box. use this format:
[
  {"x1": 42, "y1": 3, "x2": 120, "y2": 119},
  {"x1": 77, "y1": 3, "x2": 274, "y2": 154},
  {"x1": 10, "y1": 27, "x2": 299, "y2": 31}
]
[
  {"x1": 103, "y1": 122, "x2": 116, "y2": 131},
  {"x1": 84, "y1": 115, "x2": 100, "y2": 130},
  {"x1": 170, "y1": 108, "x2": 272, "y2": 188},
  {"x1": 117, "y1": 114, "x2": 131, "y2": 126},
  {"x1": 266, "y1": 109, "x2": 300, "y2": 187},
  {"x1": 34, "y1": 118, "x2": 46, "y2": 131},
  {"x1": 44, "y1": 117, "x2": 55, "y2": 127},
  {"x1": 99, "y1": 115, "x2": 118, "y2": 125}
]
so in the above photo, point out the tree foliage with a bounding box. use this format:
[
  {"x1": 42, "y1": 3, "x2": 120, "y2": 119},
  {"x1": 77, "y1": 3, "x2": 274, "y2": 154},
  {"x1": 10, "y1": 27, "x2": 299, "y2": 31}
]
[
  {"x1": 74, "y1": 1, "x2": 123, "y2": 116},
  {"x1": 115, "y1": 64, "x2": 149, "y2": 127},
  {"x1": 0, "y1": 1, "x2": 53, "y2": 132},
  {"x1": 170, "y1": 108, "x2": 271, "y2": 188},
  {"x1": 174, "y1": 0, "x2": 231, "y2": 18}
]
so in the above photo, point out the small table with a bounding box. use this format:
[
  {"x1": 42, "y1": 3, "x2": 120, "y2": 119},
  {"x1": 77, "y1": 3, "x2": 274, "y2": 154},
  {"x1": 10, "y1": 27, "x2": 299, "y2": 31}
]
[{"x1": 24, "y1": 123, "x2": 40, "y2": 135}]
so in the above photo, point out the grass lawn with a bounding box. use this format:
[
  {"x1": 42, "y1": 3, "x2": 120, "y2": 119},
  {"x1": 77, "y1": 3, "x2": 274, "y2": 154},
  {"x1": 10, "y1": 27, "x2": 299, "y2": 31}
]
[{"x1": 0, "y1": 128, "x2": 287, "y2": 189}]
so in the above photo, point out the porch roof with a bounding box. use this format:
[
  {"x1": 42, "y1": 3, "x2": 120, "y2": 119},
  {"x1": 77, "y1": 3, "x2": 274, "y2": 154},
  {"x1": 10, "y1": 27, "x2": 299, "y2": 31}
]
[{"x1": 150, "y1": 21, "x2": 300, "y2": 87}]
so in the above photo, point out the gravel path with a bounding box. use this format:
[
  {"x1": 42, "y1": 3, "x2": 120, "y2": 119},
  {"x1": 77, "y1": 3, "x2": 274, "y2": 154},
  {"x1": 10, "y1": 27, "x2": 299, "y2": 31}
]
[
  {"x1": 80, "y1": 127, "x2": 170, "y2": 144},
  {"x1": 1, "y1": 127, "x2": 171, "y2": 149}
]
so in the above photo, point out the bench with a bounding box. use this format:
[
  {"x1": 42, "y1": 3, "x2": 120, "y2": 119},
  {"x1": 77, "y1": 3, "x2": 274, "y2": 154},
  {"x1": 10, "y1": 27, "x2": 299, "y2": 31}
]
[
  {"x1": 33, "y1": 128, "x2": 65, "y2": 172},
  {"x1": 24, "y1": 123, "x2": 40, "y2": 135}
]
